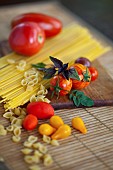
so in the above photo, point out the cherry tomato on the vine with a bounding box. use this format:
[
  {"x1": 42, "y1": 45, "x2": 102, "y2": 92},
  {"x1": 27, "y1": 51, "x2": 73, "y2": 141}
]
[
  {"x1": 70, "y1": 63, "x2": 91, "y2": 90},
  {"x1": 8, "y1": 22, "x2": 45, "y2": 56},
  {"x1": 50, "y1": 75, "x2": 72, "y2": 96},
  {"x1": 88, "y1": 67, "x2": 98, "y2": 81},
  {"x1": 11, "y1": 13, "x2": 62, "y2": 38}
]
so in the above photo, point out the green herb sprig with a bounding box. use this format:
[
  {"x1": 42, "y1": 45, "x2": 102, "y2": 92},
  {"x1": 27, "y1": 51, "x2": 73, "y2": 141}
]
[
  {"x1": 69, "y1": 90, "x2": 94, "y2": 107},
  {"x1": 32, "y1": 56, "x2": 80, "y2": 80}
]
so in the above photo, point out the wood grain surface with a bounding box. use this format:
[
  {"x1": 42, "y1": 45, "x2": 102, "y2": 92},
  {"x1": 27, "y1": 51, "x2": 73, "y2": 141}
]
[
  {"x1": 0, "y1": 2, "x2": 113, "y2": 170},
  {"x1": 0, "y1": 40, "x2": 113, "y2": 108}
]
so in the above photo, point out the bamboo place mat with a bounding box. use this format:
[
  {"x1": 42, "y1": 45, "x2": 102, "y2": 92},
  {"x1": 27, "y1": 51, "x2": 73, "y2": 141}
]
[
  {"x1": 0, "y1": 1, "x2": 113, "y2": 170},
  {"x1": 0, "y1": 105, "x2": 113, "y2": 170}
]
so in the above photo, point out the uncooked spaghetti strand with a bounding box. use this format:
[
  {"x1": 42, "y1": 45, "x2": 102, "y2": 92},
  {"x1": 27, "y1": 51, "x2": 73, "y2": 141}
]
[{"x1": 0, "y1": 24, "x2": 84, "y2": 68}]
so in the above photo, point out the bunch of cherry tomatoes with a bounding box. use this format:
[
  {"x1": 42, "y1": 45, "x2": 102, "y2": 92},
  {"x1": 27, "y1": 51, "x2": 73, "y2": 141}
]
[
  {"x1": 8, "y1": 13, "x2": 62, "y2": 56},
  {"x1": 50, "y1": 57, "x2": 98, "y2": 96}
]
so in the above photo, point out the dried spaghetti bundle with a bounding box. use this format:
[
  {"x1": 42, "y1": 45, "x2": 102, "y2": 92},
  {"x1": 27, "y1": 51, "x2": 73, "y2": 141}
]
[{"x1": 0, "y1": 24, "x2": 110, "y2": 110}]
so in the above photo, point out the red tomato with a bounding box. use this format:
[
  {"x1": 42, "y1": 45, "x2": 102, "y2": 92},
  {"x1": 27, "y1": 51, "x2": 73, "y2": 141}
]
[
  {"x1": 23, "y1": 114, "x2": 38, "y2": 130},
  {"x1": 50, "y1": 75, "x2": 72, "y2": 96},
  {"x1": 8, "y1": 22, "x2": 45, "y2": 56},
  {"x1": 11, "y1": 13, "x2": 62, "y2": 37},
  {"x1": 27, "y1": 101, "x2": 54, "y2": 119},
  {"x1": 88, "y1": 67, "x2": 98, "y2": 81},
  {"x1": 70, "y1": 64, "x2": 91, "y2": 90}
]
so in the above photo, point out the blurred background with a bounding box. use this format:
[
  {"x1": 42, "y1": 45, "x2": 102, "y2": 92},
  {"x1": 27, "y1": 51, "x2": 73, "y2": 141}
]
[{"x1": 0, "y1": 0, "x2": 113, "y2": 41}]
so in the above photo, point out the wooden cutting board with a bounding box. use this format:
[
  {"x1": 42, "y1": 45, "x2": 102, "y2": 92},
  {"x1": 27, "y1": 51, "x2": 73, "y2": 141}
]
[{"x1": 0, "y1": 41, "x2": 113, "y2": 109}]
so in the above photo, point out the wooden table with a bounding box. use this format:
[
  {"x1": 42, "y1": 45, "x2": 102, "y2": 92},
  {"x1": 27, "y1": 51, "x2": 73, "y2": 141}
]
[{"x1": 0, "y1": 1, "x2": 113, "y2": 170}]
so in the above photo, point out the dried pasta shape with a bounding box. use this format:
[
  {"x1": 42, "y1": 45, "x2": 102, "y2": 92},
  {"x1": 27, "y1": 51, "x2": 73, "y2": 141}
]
[
  {"x1": 30, "y1": 95, "x2": 37, "y2": 103},
  {"x1": 20, "y1": 109, "x2": 27, "y2": 115},
  {"x1": 43, "y1": 135, "x2": 51, "y2": 144},
  {"x1": 21, "y1": 148, "x2": 33, "y2": 155},
  {"x1": 6, "y1": 125, "x2": 14, "y2": 132},
  {"x1": 23, "y1": 141, "x2": 33, "y2": 148},
  {"x1": 19, "y1": 60, "x2": 26, "y2": 68},
  {"x1": 21, "y1": 79, "x2": 28, "y2": 86},
  {"x1": 28, "y1": 81, "x2": 35, "y2": 87},
  {"x1": 43, "y1": 154, "x2": 53, "y2": 166},
  {"x1": 38, "y1": 144, "x2": 48, "y2": 154},
  {"x1": 44, "y1": 98, "x2": 51, "y2": 103},
  {"x1": 12, "y1": 135, "x2": 21, "y2": 142},
  {"x1": 10, "y1": 116, "x2": 16, "y2": 123},
  {"x1": 11, "y1": 117, "x2": 18, "y2": 124},
  {"x1": 14, "y1": 107, "x2": 21, "y2": 116},
  {"x1": 24, "y1": 155, "x2": 35, "y2": 164},
  {"x1": 3, "y1": 112, "x2": 13, "y2": 119},
  {"x1": 36, "y1": 95, "x2": 45, "y2": 102},
  {"x1": 11, "y1": 118, "x2": 23, "y2": 127},
  {"x1": 18, "y1": 114, "x2": 25, "y2": 119},
  {"x1": 13, "y1": 127, "x2": 21, "y2": 136},
  {"x1": 51, "y1": 139, "x2": 59, "y2": 146},
  {"x1": 32, "y1": 142, "x2": 42, "y2": 149},
  {"x1": 28, "y1": 135, "x2": 38, "y2": 143},
  {"x1": 37, "y1": 90, "x2": 45, "y2": 96},
  {"x1": 34, "y1": 150, "x2": 43, "y2": 158},
  {"x1": 16, "y1": 65, "x2": 25, "y2": 71},
  {"x1": 32, "y1": 155, "x2": 40, "y2": 163},
  {"x1": 32, "y1": 78, "x2": 38, "y2": 85},
  {"x1": 39, "y1": 84, "x2": 46, "y2": 90},
  {"x1": 29, "y1": 74, "x2": 38, "y2": 80},
  {"x1": 16, "y1": 119, "x2": 23, "y2": 126},
  {"x1": 0, "y1": 129, "x2": 7, "y2": 136},
  {"x1": 24, "y1": 155, "x2": 40, "y2": 164}
]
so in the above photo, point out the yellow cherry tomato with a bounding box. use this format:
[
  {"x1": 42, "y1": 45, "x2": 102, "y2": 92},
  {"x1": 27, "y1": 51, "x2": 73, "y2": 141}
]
[
  {"x1": 49, "y1": 115, "x2": 64, "y2": 129},
  {"x1": 72, "y1": 117, "x2": 87, "y2": 134},
  {"x1": 51, "y1": 124, "x2": 71, "y2": 140},
  {"x1": 38, "y1": 123, "x2": 56, "y2": 136}
]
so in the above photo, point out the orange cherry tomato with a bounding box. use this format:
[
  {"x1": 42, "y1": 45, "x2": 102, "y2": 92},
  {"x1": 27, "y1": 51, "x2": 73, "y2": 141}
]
[
  {"x1": 50, "y1": 75, "x2": 72, "y2": 96},
  {"x1": 70, "y1": 63, "x2": 91, "y2": 90}
]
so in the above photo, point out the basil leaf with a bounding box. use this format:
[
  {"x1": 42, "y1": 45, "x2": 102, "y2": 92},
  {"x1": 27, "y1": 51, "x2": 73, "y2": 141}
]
[
  {"x1": 43, "y1": 73, "x2": 55, "y2": 79},
  {"x1": 32, "y1": 62, "x2": 46, "y2": 71},
  {"x1": 71, "y1": 90, "x2": 78, "y2": 93},
  {"x1": 44, "y1": 67, "x2": 56, "y2": 74},
  {"x1": 76, "y1": 91, "x2": 84, "y2": 97},
  {"x1": 76, "y1": 97, "x2": 81, "y2": 107},
  {"x1": 80, "y1": 96, "x2": 94, "y2": 106},
  {"x1": 62, "y1": 70, "x2": 69, "y2": 80},
  {"x1": 69, "y1": 90, "x2": 94, "y2": 107},
  {"x1": 69, "y1": 68, "x2": 80, "y2": 80},
  {"x1": 49, "y1": 56, "x2": 63, "y2": 68},
  {"x1": 73, "y1": 96, "x2": 77, "y2": 106},
  {"x1": 43, "y1": 67, "x2": 56, "y2": 79},
  {"x1": 69, "y1": 93, "x2": 73, "y2": 100}
]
